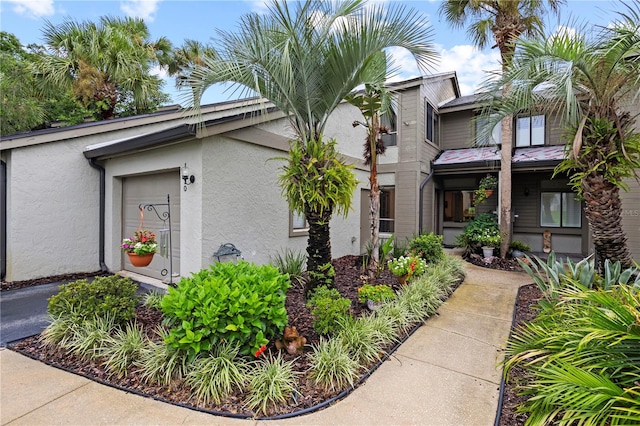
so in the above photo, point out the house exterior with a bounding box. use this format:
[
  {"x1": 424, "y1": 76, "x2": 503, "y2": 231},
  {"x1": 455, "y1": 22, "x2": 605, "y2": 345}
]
[{"x1": 2, "y1": 72, "x2": 639, "y2": 283}]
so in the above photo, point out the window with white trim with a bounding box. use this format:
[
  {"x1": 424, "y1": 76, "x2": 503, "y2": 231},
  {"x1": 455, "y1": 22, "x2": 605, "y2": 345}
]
[
  {"x1": 379, "y1": 187, "x2": 395, "y2": 233},
  {"x1": 425, "y1": 101, "x2": 439, "y2": 145},
  {"x1": 540, "y1": 192, "x2": 581, "y2": 228},
  {"x1": 516, "y1": 114, "x2": 545, "y2": 147},
  {"x1": 290, "y1": 210, "x2": 309, "y2": 236}
]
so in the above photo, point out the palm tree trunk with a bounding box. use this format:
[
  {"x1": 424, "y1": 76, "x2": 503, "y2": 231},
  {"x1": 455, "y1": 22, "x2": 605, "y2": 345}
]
[
  {"x1": 582, "y1": 174, "x2": 633, "y2": 269},
  {"x1": 305, "y1": 206, "x2": 333, "y2": 292},
  {"x1": 499, "y1": 115, "x2": 513, "y2": 258},
  {"x1": 368, "y1": 173, "x2": 380, "y2": 278}
]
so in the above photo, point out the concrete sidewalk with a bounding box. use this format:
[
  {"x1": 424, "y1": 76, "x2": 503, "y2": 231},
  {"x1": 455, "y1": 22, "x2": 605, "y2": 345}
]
[{"x1": 1, "y1": 263, "x2": 530, "y2": 426}]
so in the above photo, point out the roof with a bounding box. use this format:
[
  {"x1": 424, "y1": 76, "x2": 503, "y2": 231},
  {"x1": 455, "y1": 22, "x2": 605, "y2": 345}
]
[{"x1": 433, "y1": 145, "x2": 566, "y2": 171}]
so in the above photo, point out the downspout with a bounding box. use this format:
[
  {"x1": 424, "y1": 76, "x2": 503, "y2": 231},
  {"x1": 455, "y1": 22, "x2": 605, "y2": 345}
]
[
  {"x1": 1, "y1": 160, "x2": 6, "y2": 280},
  {"x1": 418, "y1": 168, "x2": 435, "y2": 235},
  {"x1": 88, "y1": 158, "x2": 108, "y2": 273}
]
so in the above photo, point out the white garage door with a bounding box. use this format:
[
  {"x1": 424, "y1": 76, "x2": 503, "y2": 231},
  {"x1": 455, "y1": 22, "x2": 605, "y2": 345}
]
[{"x1": 122, "y1": 171, "x2": 180, "y2": 281}]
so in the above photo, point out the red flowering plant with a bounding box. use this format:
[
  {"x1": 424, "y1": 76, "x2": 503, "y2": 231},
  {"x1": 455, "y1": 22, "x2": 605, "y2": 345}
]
[
  {"x1": 121, "y1": 230, "x2": 158, "y2": 255},
  {"x1": 254, "y1": 344, "x2": 267, "y2": 358},
  {"x1": 387, "y1": 255, "x2": 427, "y2": 279}
]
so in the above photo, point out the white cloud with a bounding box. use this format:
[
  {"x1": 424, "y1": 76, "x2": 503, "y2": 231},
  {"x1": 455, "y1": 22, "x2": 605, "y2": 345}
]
[
  {"x1": 120, "y1": 0, "x2": 160, "y2": 22},
  {"x1": 6, "y1": 0, "x2": 54, "y2": 18}
]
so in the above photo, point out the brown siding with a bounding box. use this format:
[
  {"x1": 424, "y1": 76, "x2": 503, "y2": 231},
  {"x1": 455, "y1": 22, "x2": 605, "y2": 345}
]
[
  {"x1": 441, "y1": 110, "x2": 473, "y2": 150},
  {"x1": 621, "y1": 178, "x2": 640, "y2": 263},
  {"x1": 398, "y1": 88, "x2": 420, "y2": 162},
  {"x1": 395, "y1": 169, "x2": 418, "y2": 243}
]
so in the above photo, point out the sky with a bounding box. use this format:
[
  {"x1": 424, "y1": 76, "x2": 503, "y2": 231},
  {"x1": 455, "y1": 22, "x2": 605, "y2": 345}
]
[{"x1": 0, "y1": 0, "x2": 625, "y2": 106}]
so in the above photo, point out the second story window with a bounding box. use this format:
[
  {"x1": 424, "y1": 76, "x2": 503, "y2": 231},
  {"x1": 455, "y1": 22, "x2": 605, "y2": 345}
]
[
  {"x1": 425, "y1": 101, "x2": 439, "y2": 145},
  {"x1": 516, "y1": 114, "x2": 545, "y2": 147},
  {"x1": 475, "y1": 115, "x2": 502, "y2": 146},
  {"x1": 380, "y1": 107, "x2": 397, "y2": 147}
]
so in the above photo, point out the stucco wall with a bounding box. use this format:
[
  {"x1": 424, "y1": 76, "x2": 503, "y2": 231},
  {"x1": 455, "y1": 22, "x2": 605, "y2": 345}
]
[{"x1": 5, "y1": 139, "x2": 99, "y2": 281}]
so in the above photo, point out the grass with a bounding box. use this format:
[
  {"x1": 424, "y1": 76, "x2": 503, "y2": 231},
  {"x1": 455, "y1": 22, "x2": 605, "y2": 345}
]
[
  {"x1": 246, "y1": 354, "x2": 297, "y2": 415},
  {"x1": 308, "y1": 338, "x2": 359, "y2": 392}
]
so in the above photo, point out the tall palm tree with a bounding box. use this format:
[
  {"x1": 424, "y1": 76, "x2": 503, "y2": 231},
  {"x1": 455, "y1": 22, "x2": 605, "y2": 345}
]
[
  {"x1": 33, "y1": 16, "x2": 172, "y2": 120},
  {"x1": 185, "y1": 0, "x2": 437, "y2": 289},
  {"x1": 346, "y1": 52, "x2": 393, "y2": 277},
  {"x1": 481, "y1": 3, "x2": 640, "y2": 268},
  {"x1": 439, "y1": 0, "x2": 564, "y2": 258}
]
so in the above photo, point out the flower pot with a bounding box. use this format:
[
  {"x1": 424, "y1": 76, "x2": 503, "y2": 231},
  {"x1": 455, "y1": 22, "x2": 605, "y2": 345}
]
[
  {"x1": 482, "y1": 247, "x2": 494, "y2": 259},
  {"x1": 484, "y1": 189, "x2": 494, "y2": 197},
  {"x1": 127, "y1": 252, "x2": 154, "y2": 267}
]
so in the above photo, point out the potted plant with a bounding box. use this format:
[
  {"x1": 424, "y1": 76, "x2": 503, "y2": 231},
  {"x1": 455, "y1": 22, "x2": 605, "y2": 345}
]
[
  {"x1": 357, "y1": 284, "x2": 396, "y2": 310},
  {"x1": 387, "y1": 255, "x2": 427, "y2": 284},
  {"x1": 474, "y1": 174, "x2": 498, "y2": 205},
  {"x1": 477, "y1": 229, "x2": 502, "y2": 258},
  {"x1": 121, "y1": 230, "x2": 158, "y2": 267}
]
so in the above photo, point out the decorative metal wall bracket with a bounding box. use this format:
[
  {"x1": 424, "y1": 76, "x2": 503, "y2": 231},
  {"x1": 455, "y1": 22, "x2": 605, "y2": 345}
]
[{"x1": 139, "y1": 194, "x2": 174, "y2": 286}]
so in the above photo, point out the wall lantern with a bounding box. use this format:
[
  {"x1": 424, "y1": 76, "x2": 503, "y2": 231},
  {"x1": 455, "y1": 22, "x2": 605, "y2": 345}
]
[{"x1": 182, "y1": 163, "x2": 195, "y2": 191}]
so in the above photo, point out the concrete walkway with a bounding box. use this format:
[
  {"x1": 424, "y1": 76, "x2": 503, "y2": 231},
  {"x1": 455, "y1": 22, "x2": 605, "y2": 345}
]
[{"x1": 0, "y1": 263, "x2": 531, "y2": 426}]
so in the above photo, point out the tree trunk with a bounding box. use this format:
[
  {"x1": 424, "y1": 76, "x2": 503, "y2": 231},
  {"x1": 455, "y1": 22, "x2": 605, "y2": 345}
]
[
  {"x1": 582, "y1": 174, "x2": 633, "y2": 270},
  {"x1": 305, "y1": 206, "x2": 333, "y2": 293},
  {"x1": 368, "y1": 171, "x2": 380, "y2": 278},
  {"x1": 499, "y1": 115, "x2": 513, "y2": 258}
]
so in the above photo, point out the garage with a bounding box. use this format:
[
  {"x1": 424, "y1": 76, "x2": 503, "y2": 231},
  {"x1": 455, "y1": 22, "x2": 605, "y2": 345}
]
[{"x1": 122, "y1": 171, "x2": 180, "y2": 281}]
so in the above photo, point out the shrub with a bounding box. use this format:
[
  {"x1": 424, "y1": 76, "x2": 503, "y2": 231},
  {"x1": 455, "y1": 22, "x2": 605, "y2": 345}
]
[
  {"x1": 455, "y1": 212, "x2": 500, "y2": 254},
  {"x1": 271, "y1": 248, "x2": 307, "y2": 288},
  {"x1": 65, "y1": 314, "x2": 116, "y2": 360},
  {"x1": 136, "y1": 326, "x2": 189, "y2": 386},
  {"x1": 308, "y1": 338, "x2": 359, "y2": 392},
  {"x1": 100, "y1": 322, "x2": 146, "y2": 377},
  {"x1": 142, "y1": 290, "x2": 165, "y2": 310},
  {"x1": 48, "y1": 275, "x2": 138, "y2": 325},
  {"x1": 509, "y1": 240, "x2": 531, "y2": 252},
  {"x1": 161, "y1": 261, "x2": 289, "y2": 357},
  {"x1": 357, "y1": 284, "x2": 395, "y2": 304},
  {"x1": 336, "y1": 315, "x2": 386, "y2": 366},
  {"x1": 246, "y1": 354, "x2": 297, "y2": 416},
  {"x1": 408, "y1": 232, "x2": 444, "y2": 264},
  {"x1": 307, "y1": 286, "x2": 351, "y2": 335},
  {"x1": 41, "y1": 313, "x2": 81, "y2": 348},
  {"x1": 387, "y1": 255, "x2": 427, "y2": 280},
  {"x1": 185, "y1": 342, "x2": 247, "y2": 405}
]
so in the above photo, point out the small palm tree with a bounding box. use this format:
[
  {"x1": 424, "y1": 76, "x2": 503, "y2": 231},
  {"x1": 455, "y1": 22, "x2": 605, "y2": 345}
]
[
  {"x1": 439, "y1": 0, "x2": 564, "y2": 258},
  {"x1": 482, "y1": 3, "x2": 640, "y2": 268},
  {"x1": 33, "y1": 16, "x2": 172, "y2": 120},
  {"x1": 184, "y1": 0, "x2": 437, "y2": 289}
]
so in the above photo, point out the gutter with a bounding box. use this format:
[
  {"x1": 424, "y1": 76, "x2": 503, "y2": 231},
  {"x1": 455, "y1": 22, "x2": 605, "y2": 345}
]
[
  {"x1": 418, "y1": 168, "x2": 435, "y2": 234},
  {"x1": 88, "y1": 159, "x2": 108, "y2": 273},
  {"x1": 1, "y1": 160, "x2": 6, "y2": 280}
]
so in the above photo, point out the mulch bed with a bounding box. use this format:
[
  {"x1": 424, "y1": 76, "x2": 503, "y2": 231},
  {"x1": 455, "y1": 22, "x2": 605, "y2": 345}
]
[
  {"x1": 8, "y1": 255, "x2": 441, "y2": 418},
  {"x1": 1, "y1": 271, "x2": 105, "y2": 292},
  {"x1": 464, "y1": 252, "x2": 524, "y2": 272}
]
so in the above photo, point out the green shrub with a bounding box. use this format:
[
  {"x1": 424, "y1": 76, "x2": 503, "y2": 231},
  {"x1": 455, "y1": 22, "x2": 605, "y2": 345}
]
[
  {"x1": 408, "y1": 232, "x2": 444, "y2": 264},
  {"x1": 357, "y1": 284, "x2": 395, "y2": 304},
  {"x1": 307, "y1": 262, "x2": 335, "y2": 289},
  {"x1": 65, "y1": 314, "x2": 116, "y2": 360},
  {"x1": 246, "y1": 354, "x2": 297, "y2": 416},
  {"x1": 308, "y1": 338, "x2": 359, "y2": 392},
  {"x1": 307, "y1": 286, "x2": 351, "y2": 335},
  {"x1": 160, "y1": 261, "x2": 289, "y2": 357},
  {"x1": 455, "y1": 212, "x2": 501, "y2": 254},
  {"x1": 271, "y1": 248, "x2": 307, "y2": 288},
  {"x1": 100, "y1": 322, "x2": 146, "y2": 377},
  {"x1": 136, "y1": 326, "x2": 189, "y2": 386},
  {"x1": 185, "y1": 342, "x2": 247, "y2": 405},
  {"x1": 505, "y1": 284, "x2": 640, "y2": 424},
  {"x1": 48, "y1": 275, "x2": 138, "y2": 325},
  {"x1": 509, "y1": 240, "x2": 531, "y2": 252},
  {"x1": 336, "y1": 315, "x2": 386, "y2": 365}
]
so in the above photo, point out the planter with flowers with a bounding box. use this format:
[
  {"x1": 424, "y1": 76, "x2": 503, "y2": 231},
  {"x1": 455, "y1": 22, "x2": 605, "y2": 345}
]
[
  {"x1": 476, "y1": 229, "x2": 502, "y2": 258},
  {"x1": 387, "y1": 255, "x2": 428, "y2": 284},
  {"x1": 357, "y1": 283, "x2": 396, "y2": 310},
  {"x1": 121, "y1": 230, "x2": 158, "y2": 267},
  {"x1": 474, "y1": 174, "x2": 498, "y2": 205}
]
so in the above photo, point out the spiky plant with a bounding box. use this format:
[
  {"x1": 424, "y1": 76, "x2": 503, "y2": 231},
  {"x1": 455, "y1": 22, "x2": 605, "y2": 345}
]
[{"x1": 308, "y1": 338, "x2": 360, "y2": 392}]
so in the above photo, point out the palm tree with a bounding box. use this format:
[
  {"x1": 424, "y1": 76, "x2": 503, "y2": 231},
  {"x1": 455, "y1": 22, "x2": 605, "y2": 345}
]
[
  {"x1": 185, "y1": 0, "x2": 437, "y2": 289},
  {"x1": 481, "y1": 4, "x2": 640, "y2": 269},
  {"x1": 439, "y1": 0, "x2": 564, "y2": 258},
  {"x1": 346, "y1": 52, "x2": 393, "y2": 277},
  {"x1": 33, "y1": 16, "x2": 172, "y2": 120}
]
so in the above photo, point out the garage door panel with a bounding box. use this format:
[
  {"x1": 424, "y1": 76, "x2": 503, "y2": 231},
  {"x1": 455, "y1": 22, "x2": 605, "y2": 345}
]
[{"x1": 123, "y1": 172, "x2": 180, "y2": 280}]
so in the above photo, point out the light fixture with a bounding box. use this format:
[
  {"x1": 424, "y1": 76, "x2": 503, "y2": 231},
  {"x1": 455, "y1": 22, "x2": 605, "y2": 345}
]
[{"x1": 182, "y1": 163, "x2": 195, "y2": 191}]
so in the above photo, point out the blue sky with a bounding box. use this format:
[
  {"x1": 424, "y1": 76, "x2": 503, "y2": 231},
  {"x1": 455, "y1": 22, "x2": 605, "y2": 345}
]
[{"x1": 0, "y1": 0, "x2": 622, "y2": 105}]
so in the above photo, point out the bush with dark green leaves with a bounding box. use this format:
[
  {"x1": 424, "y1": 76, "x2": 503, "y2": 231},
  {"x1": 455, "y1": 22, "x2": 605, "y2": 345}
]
[
  {"x1": 307, "y1": 286, "x2": 351, "y2": 335},
  {"x1": 47, "y1": 275, "x2": 137, "y2": 325},
  {"x1": 455, "y1": 212, "x2": 500, "y2": 255},
  {"x1": 408, "y1": 232, "x2": 444, "y2": 264},
  {"x1": 161, "y1": 261, "x2": 289, "y2": 357}
]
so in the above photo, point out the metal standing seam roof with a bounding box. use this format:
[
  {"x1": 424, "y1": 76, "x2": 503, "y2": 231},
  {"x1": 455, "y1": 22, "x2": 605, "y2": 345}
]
[{"x1": 433, "y1": 145, "x2": 566, "y2": 167}]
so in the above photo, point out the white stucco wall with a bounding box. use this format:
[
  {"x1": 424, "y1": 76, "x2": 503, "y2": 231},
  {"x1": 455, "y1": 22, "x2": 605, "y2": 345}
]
[{"x1": 5, "y1": 139, "x2": 99, "y2": 281}]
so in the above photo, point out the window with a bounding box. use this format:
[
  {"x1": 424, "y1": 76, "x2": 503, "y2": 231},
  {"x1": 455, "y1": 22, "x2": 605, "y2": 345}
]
[
  {"x1": 516, "y1": 114, "x2": 545, "y2": 147},
  {"x1": 379, "y1": 187, "x2": 395, "y2": 233},
  {"x1": 290, "y1": 210, "x2": 308, "y2": 236},
  {"x1": 475, "y1": 115, "x2": 502, "y2": 146},
  {"x1": 444, "y1": 190, "x2": 476, "y2": 222},
  {"x1": 425, "y1": 101, "x2": 439, "y2": 145},
  {"x1": 540, "y1": 192, "x2": 581, "y2": 228},
  {"x1": 380, "y1": 107, "x2": 397, "y2": 147}
]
